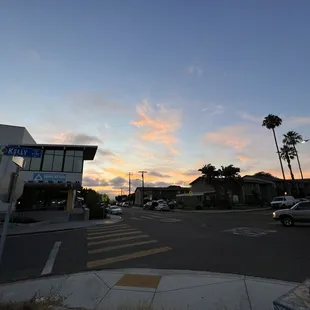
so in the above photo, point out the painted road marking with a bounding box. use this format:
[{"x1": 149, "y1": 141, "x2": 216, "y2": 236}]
[
  {"x1": 87, "y1": 228, "x2": 136, "y2": 236},
  {"x1": 160, "y1": 218, "x2": 181, "y2": 223},
  {"x1": 223, "y1": 227, "x2": 277, "y2": 237},
  {"x1": 87, "y1": 224, "x2": 129, "y2": 232},
  {"x1": 88, "y1": 234, "x2": 149, "y2": 246},
  {"x1": 87, "y1": 246, "x2": 172, "y2": 269},
  {"x1": 131, "y1": 217, "x2": 142, "y2": 220},
  {"x1": 87, "y1": 231, "x2": 142, "y2": 241},
  {"x1": 41, "y1": 241, "x2": 62, "y2": 275},
  {"x1": 88, "y1": 240, "x2": 158, "y2": 254},
  {"x1": 140, "y1": 216, "x2": 156, "y2": 220}
]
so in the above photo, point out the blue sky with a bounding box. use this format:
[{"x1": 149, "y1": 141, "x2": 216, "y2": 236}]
[{"x1": 1, "y1": 0, "x2": 310, "y2": 196}]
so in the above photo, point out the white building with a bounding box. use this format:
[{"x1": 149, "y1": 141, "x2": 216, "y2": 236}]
[{"x1": 0, "y1": 124, "x2": 97, "y2": 219}]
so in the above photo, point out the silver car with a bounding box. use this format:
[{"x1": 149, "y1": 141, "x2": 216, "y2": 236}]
[{"x1": 273, "y1": 201, "x2": 310, "y2": 226}]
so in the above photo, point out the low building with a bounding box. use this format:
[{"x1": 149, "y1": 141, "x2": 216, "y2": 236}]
[
  {"x1": 134, "y1": 185, "x2": 190, "y2": 205},
  {"x1": 0, "y1": 124, "x2": 97, "y2": 221}
]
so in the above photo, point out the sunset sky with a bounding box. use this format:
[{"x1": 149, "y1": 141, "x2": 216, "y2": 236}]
[{"x1": 1, "y1": 0, "x2": 310, "y2": 197}]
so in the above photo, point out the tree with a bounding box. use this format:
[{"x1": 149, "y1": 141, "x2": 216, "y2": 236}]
[
  {"x1": 280, "y1": 145, "x2": 297, "y2": 182},
  {"x1": 283, "y1": 131, "x2": 304, "y2": 179},
  {"x1": 218, "y1": 165, "x2": 241, "y2": 201},
  {"x1": 254, "y1": 171, "x2": 275, "y2": 179},
  {"x1": 262, "y1": 114, "x2": 286, "y2": 184},
  {"x1": 198, "y1": 164, "x2": 220, "y2": 184}
]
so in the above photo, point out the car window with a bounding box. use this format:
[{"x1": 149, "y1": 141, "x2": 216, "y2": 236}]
[
  {"x1": 273, "y1": 197, "x2": 283, "y2": 202},
  {"x1": 298, "y1": 202, "x2": 310, "y2": 210}
]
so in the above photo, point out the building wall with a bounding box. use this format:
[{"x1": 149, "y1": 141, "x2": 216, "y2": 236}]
[
  {"x1": 0, "y1": 125, "x2": 36, "y2": 207},
  {"x1": 19, "y1": 171, "x2": 82, "y2": 184},
  {"x1": 191, "y1": 179, "x2": 215, "y2": 193}
]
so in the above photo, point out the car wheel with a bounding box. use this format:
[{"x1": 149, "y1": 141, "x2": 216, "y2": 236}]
[{"x1": 281, "y1": 216, "x2": 293, "y2": 227}]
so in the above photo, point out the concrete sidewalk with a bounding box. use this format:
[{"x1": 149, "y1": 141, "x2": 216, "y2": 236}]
[
  {"x1": 0, "y1": 215, "x2": 122, "y2": 236},
  {"x1": 0, "y1": 268, "x2": 298, "y2": 309},
  {"x1": 174, "y1": 207, "x2": 271, "y2": 214}
]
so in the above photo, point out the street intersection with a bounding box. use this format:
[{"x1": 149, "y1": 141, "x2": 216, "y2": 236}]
[{"x1": 0, "y1": 207, "x2": 309, "y2": 284}]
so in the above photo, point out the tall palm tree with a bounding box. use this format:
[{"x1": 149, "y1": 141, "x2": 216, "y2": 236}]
[
  {"x1": 280, "y1": 145, "x2": 298, "y2": 196},
  {"x1": 283, "y1": 131, "x2": 304, "y2": 179},
  {"x1": 262, "y1": 114, "x2": 286, "y2": 183},
  {"x1": 198, "y1": 164, "x2": 219, "y2": 184},
  {"x1": 219, "y1": 164, "x2": 241, "y2": 197}
]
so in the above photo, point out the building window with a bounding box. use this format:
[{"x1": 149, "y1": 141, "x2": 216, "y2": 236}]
[
  {"x1": 42, "y1": 154, "x2": 53, "y2": 171},
  {"x1": 30, "y1": 157, "x2": 41, "y2": 171},
  {"x1": 52, "y1": 154, "x2": 63, "y2": 171},
  {"x1": 63, "y1": 149, "x2": 83, "y2": 173}
]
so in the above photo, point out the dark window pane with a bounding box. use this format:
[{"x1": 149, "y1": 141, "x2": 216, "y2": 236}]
[
  {"x1": 42, "y1": 154, "x2": 53, "y2": 171},
  {"x1": 52, "y1": 155, "x2": 63, "y2": 171},
  {"x1": 64, "y1": 156, "x2": 74, "y2": 172},
  {"x1": 66, "y1": 150, "x2": 74, "y2": 156},
  {"x1": 73, "y1": 157, "x2": 83, "y2": 172},
  {"x1": 54, "y1": 150, "x2": 64, "y2": 155},
  {"x1": 30, "y1": 158, "x2": 41, "y2": 171},
  {"x1": 74, "y1": 150, "x2": 83, "y2": 157},
  {"x1": 23, "y1": 158, "x2": 31, "y2": 170},
  {"x1": 45, "y1": 150, "x2": 54, "y2": 155}
]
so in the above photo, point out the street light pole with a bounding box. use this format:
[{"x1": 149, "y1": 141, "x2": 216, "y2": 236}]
[{"x1": 138, "y1": 171, "x2": 147, "y2": 207}]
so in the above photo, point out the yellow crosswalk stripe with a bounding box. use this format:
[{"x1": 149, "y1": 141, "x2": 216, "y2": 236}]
[
  {"x1": 88, "y1": 240, "x2": 158, "y2": 254},
  {"x1": 87, "y1": 246, "x2": 172, "y2": 269},
  {"x1": 87, "y1": 228, "x2": 136, "y2": 236},
  {"x1": 88, "y1": 234, "x2": 149, "y2": 246},
  {"x1": 87, "y1": 231, "x2": 142, "y2": 241},
  {"x1": 87, "y1": 224, "x2": 129, "y2": 232}
]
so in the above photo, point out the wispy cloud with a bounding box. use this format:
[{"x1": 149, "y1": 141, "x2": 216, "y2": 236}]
[
  {"x1": 148, "y1": 171, "x2": 171, "y2": 178},
  {"x1": 51, "y1": 132, "x2": 102, "y2": 144},
  {"x1": 187, "y1": 65, "x2": 203, "y2": 76},
  {"x1": 131, "y1": 100, "x2": 182, "y2": 151},
  {"x1": 236, "y1": 111, "x2": 263, "y2": 123},
  {"x1": 202, "y1": 104, "x2": 225, "y2": 115},
  {"x1": 182, "y1": 169, "x2": 200, "y2": 176},
  {"x1": 83, "y1": 176, "x2": 109, "y2": 187}
]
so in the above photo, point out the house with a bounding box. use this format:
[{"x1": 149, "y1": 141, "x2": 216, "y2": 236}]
[{"x1": 134, "y1": 185, "x2": 190, "y2": 205}]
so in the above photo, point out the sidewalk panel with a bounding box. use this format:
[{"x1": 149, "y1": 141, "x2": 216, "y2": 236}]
[
  {"x1": 0, "y1": 275, "x2": 67, "y2": 302},
  {"x1": 245, "y1": 278, "x2": 296, "y2": 310},
  {"x1": 152, "y1": 279, "x2": 251, "y2": 310},
  {"x1": 57, "y1": 272, "x2": 109, "y2": 309}
]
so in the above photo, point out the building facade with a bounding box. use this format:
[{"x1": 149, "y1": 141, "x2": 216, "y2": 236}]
[{"x1": 0, "y1": 124, "x2": 97, "y2": 217}]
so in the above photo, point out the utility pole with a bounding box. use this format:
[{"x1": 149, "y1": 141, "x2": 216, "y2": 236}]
[
  {"x1": 128, "y1": 172, "x2": 133, "y2": 205},
  {"x1": 138, "y1": 171, "x2": 147, "y2": 207}
]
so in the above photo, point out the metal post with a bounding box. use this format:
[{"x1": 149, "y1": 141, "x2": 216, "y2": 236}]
[
  {"x1": 128, "y1": 172, "x2": 132, "y2": 205},
  {"x1": 138, "y1": 171, "x2": 147, "y2": 207},
  {"x1": 0, "y1": 167, "x2": 19, "y2": 264}
]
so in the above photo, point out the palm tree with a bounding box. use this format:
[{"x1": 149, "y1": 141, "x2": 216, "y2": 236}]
[
  {"x1": 280, "y1": 145, "x2": 297, "y2": 180},
  {"x1": 262, "y1": 114, "x2": 286, "y2": 183},
  {"x1": 283, "y1": 131, "x2": 304, "y2": 179},
  {"x1": 219, "y1": 164, "x2": 241, "y2": 198},
  {"x1": 198, "y1": 164, "x2": 219, "y2": 184}
]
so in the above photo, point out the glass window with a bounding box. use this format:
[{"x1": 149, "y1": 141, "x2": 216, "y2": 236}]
[
  {"x1": 45, "y1": 150, "x2": 54, "y2": 155},
  {"x1": 54, "y1": 150, "x2": 64, "y2": 155},
  {"x1": 64, "y1": 156, "x2": 74, "y2": 172},
  {"x1": 299, "y1": 202, "x2": 310, "y2": 210},
  {"x1": 74, "y1": 150, "x2": 83, "y2": 157},
  {"x1": 42, "y1": 154, "x2": 53, "y2": 171},
  {"x1": 23, "y1": 158, "x2": 31, "y2": 170},
  {"x1": 73, "y1": 157, "x2": 83, "y2": 172},
  {"x1": 52, "y1": 155, "x2": 63, "y2": 171},
  {"x1": 66, "y1": 150, "x2": 74, "y2": 156},
  {"x1": 30, "y1": 157, "x2": 41, "y2": 171}
]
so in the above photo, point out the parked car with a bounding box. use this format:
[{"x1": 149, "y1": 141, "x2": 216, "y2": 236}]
[
  {"x1": 270, "y1": 196, "x2": 296, "y2": 209},
  {"x1": 122, "y1": 202, "x2": 129, "y2": 208},
  {"x1": 155, "y1": 200, "x2": 170, "y2": 211},
  {"x1": 143, "y1": 201, "x2": 158, "y2": 210},
  {"x1": 107, "y1": 206, "x2": 122, "y2": 215},
  {"x1": 273, "y1": 201, "x2": 310, "y2": 226}
]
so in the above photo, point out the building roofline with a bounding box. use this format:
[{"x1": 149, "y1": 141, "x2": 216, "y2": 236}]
[{"x1": 7, "y1": 144, "x2": 98, "y2": 160}]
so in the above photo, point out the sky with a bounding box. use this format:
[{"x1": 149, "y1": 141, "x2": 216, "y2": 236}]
[{"x1": 1, "y1": 0, "x2": 310, "y2": 197}]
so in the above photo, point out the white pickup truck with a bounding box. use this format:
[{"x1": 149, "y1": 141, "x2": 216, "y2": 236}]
[{"x1": 270, "y1": 196, "x2": 297, "y2": 209}]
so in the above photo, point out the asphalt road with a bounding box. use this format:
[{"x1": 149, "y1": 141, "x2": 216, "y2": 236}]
[{"x1": 1, "y1": 207, "x2": 309, "y2": 284}]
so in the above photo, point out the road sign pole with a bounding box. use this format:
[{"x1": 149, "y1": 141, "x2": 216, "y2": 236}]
[{"x1": 0, "y1": 167, "x2": 20, "y2": 264}]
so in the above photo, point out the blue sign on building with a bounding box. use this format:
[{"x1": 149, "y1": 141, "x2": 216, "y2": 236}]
[
  {"x1": 2, "y1": 146, "x2": 42, "y2": 158},
  {"x1": 33, "y1": 173, "x2": 66, "y2": 182}
]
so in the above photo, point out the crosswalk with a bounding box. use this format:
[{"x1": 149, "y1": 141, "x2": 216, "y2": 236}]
[
  {"x1": 86, "y1": 223, "x2": 172, "y2": 269},
  {"x1": 131, "y1": 212, "x2": 182, "y2": 222}
]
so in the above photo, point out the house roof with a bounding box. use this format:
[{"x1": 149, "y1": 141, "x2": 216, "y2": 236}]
[{"x1": 242, "y1": 176, "x2": 276, "y2": 184}]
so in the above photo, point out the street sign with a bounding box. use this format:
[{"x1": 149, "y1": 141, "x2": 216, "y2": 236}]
[
  {"x1": 189, "y1": 190, "x2": 193, "y2": 196},
  {"x1": 1, "y1": 146, "x2": 42, "y2": 158},
  {"x1": 33, "y1": 173, "x2": 66, "y2": 182}
]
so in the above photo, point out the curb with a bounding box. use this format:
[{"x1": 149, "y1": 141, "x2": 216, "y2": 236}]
[{"x1": 173, "y1": 207, "x2": 271, "y2": 214}]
